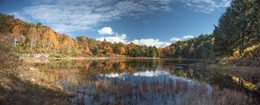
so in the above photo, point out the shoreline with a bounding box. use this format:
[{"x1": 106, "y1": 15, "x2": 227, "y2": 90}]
[
  {"x1": 20, "y1": 56, "x2": 202, "y2": 63},
  {"x1": 20, "y1": 56, "x2": 202, "y2": 60}
]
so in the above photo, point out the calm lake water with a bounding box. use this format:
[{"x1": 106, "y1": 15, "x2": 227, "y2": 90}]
[{"x1": 32, "y1": 59, "x2": 259, "y2": 105}]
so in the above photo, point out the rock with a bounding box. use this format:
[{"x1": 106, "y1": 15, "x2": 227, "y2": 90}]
[
  {"x1": 4, "y1": 88, "x2": 10, "y2": 95},
  {"x1": 29, "y1": 67, "x2": 34, "y2": 71},
  {"x1": 10, "y1": 102, "x2": 18, "y2": 104},
  {"x1": 14, "y1": 87, "x2": 22, "y2": 92},
  {"x1": 67, "y1": 91, "x2": 77, "y2": 98},
  {"x1": 256, "y1": 82, "x2": 260, "y2": 92},
  {"x1": 32, "y1": 99, "x2": 38, "y2": 103},
  {"x1": 31, "y1": 78, "x2": 35, "y2": 82},
  {"x1": 34, "y1": 54, "x2": 42, "y2": 58},
  {"x1": 18, "y1": 74, "x2": 23, "y2": 77},
  {"x1": 42, "y1": 53, "x2": 49, "y2": 58},
  {"x1": 44, "y1": 101, "x2": 49, "y2": 105},
  {"x1": 77, "y1": 90, "x2": 83, "y2": 93},
  {"x1": 21, "y1": 95, "x2": 27, "y2": 99},
  {"x1": 43, "y1": 59, "x2": 49, "y2": 63}
]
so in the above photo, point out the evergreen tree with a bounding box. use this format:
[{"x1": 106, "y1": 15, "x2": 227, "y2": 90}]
[
  {"x1": 114, "y1": 44, "x2": 120, "y2": 54},
  {"x1": 151, "y1": 46, "x2": 157, "y2": 57},
  {"x1": 213, "y1": 0, "x2": 259, "y2": 57},
  {"x1": 92, "y1": 47, "x2": 100, "y2": 55},
  {"x1": 134, "y1": 48, "x2": 141, "y2": 57}
]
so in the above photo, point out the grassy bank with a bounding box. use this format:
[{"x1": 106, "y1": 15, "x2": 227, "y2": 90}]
[
  {"x1": 0, "y1": 44, "x2": 70, "y2": 104},
  {"x1": 188, "y1": 58, "x2": 260, "y2": 96}
]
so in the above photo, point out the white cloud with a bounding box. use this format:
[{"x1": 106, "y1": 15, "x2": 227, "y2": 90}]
[
  {"x1": 9, "y1": 0, "x2": 231, "y2": 33},
  {"x1": 183, "y1": 35, "x2": 194, "y2": 39},
  {"x1": 183, "y1": 0, "x2": 231, "y2": 13},
  {"x1": 96, "y1": 27, "x2": 170, "y2": 47},
  {"x1": 98, "y1": 27, "x2": 114, "y2": 35},
  {"x1": 11, "y1": 0, "x2": 174, "y2": 33},
  {"x1": 170, "y1": 35, "x2": 195, "y2": 42},
  {"x1": 131, "y1": 39, "x2": 171, "y2": 48},
  {"x1": 97, "y1": 34, "x2": 171, "y2": 48},
  {"x1": 170, "y1": 37, "x2": 182, "y2": 42},
  {"x1": 96, "y1": 32, "x2": 193, "y2": 47},
  {"x1": 96, "y1": 33, "x2": 127, "y2": 43}
]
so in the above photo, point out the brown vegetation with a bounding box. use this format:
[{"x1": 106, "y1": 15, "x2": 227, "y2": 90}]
[{"x1": 0, "y1": 43, "x2": 70, "y2": 104}]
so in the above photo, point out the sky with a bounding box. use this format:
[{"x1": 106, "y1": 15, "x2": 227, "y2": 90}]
[{"x1": 0, "y1": 0, "x2": 230, "y2": 48}]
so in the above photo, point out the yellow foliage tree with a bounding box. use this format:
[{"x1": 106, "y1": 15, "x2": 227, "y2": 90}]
[
  {"x1": 60, "y1": 34, "x2": 74, "y2": 47},
  {"x1": 11, "y1": 25, "x2": 21, "y2": 46},
  {"x1": 58, "y1": 34, "x2": 75, "y2": 54},
  {"x1": 41, "y1": 28, "x2": 59, "y2": 49},
  {"x1": 28, "y1": 27, "x2": 37, "y2": 49}
]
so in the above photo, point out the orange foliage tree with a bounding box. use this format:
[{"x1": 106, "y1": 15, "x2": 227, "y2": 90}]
[{"x1": 120, "y1": 47, "x2": 125, "y2": 55}]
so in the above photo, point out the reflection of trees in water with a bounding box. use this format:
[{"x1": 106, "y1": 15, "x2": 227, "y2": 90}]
[
  {"x1": 176, "y1": 67, "x2": 258, "y2": 103},
  {"x1": 32, "y1": 59, "x2": 258, "y2": 104},
  {"x1": 33, "y1": 59, "x2": 167, "y2": 74},
  {"x1": 33, "y1": 60, "x2": 257, "y2": 90},
  {"x1": 33, "y1": 59, "x2": 257, "y2": 89},
  {"x1": 208, "y1": 73, "x2": 259, "y2": 103},
  {"x1": 91, "y1": 61, "x2": 99, "y2": 70}
]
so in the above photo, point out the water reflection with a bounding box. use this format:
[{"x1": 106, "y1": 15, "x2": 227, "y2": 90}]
[
  {"x1": 57, "y1": 70, "x2": 212, "y2": 105},
  {"x1": 31, "y1": 59, "x2": 259, "y2": 104}
]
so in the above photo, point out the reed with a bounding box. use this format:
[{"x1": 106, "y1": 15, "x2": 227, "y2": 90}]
[{"x1": 62, "y1": 76, "x2": 218, "y2": 105}]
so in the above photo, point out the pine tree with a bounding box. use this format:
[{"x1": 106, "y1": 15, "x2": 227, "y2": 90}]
[
  {"x1": 213, "y1": 0, "x2": 258, "y2": 57},
  {"x1": 92, "y1": 47, "x2": 100, "y2": 56},
  {"x1": 114, "y1": 44, "x2": 120, "y2": 54}
]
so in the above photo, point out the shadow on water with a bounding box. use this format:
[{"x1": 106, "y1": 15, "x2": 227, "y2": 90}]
[{"x1": 32, "y1": 59, "x2": 259, "y2": 105}]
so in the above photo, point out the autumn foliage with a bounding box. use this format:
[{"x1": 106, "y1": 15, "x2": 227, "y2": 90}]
[
  {"x1": 1, "y1": 1, "x2": 259, "y2": 60},
  {"x1": 0, "y1": 14, "x2": 162, "y2": 57}
]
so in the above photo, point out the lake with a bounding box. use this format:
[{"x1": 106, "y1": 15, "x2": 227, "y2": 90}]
[{"x1": 31, "y1": 59, "x2": 259, "y2": 105}]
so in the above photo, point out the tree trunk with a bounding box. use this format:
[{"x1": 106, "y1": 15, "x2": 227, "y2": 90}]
[
  {"x1": 241, "y1": 11, "x2": 247, "y2": 55},
  {"x1": 241, "y1": 30, "x2": 245, "y2": 54},
  {"x1": 14, "y1": 38, "x2": 17, "y2": 46},
  {"x1": 30, "y1": 41, "x2": 33, "y2": 49},
  {"x1": 239, "y1": 30, "x2": 242, "y2": 55}
]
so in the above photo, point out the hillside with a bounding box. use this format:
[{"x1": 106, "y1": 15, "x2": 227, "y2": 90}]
[{"x1": 0, "y1": 14, "x2": 161, "y2": 58}]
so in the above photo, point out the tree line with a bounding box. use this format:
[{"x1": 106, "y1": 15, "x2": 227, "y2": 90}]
[
  {"x1": 0, "y1": 15, "x2": 162, "y2": 57},
  {"x1": 162, "y1": 0, "x2": 259, "y2": 59},
  {"x1": 0, "y1": 0, "x2": 259, "y2": 59}
]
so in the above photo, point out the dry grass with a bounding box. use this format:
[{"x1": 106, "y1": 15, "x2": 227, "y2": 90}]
[
  {"x1": 208, "y1": 64, "x2": 237, "y2": 70},
  {"x1": 56, "y1": 76, "x2": 254, "y2": 105},
  {"x1": 0, "y1": 43, "x2": 70, "y2": 104},
  {"x1": 211, "y1": 86, "x2": 250, "y2": 105}
]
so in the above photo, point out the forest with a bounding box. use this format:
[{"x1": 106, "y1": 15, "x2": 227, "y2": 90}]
[{"x1": 0, "y1": 0, "x2": 259, "y2": 60}]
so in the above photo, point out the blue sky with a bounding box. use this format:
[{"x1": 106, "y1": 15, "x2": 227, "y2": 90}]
[{"x1": 0, "y1": 0, "x2": 230, "y2": 47}]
